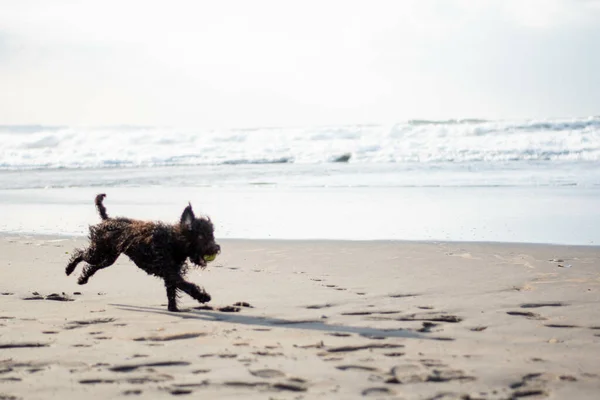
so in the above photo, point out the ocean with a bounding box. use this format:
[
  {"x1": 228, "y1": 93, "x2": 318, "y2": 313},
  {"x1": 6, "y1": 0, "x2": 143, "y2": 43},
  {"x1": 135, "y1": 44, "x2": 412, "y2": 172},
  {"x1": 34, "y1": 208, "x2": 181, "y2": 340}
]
[{"x1": 1, "y1": 117, "x2": 599, "y2": 245}]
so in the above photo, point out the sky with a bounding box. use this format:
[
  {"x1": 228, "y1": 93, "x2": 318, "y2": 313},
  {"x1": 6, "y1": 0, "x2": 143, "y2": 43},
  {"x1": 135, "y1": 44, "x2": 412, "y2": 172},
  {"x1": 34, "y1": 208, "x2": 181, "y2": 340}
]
[{"x1": 0, "y1": 0, "x2": 599, "y2": 128}]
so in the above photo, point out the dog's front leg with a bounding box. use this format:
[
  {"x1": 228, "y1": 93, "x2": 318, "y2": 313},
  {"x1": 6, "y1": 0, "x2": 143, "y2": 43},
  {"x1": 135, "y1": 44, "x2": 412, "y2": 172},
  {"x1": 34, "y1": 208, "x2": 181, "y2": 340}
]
[{"x1": 176, "y1": 279, "x2": 211, "y2": 304}]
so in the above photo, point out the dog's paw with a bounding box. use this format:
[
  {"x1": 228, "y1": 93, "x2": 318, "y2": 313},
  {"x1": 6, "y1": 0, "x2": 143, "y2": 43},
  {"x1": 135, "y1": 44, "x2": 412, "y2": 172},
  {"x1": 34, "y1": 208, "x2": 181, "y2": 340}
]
[
  {"x1": 168, "y1": 304, "x2": 180, "y2": 312},
  {"x1": 77, "y1": 276, "x2": 89, "y2": 285},
  {"x1": 198, "y1": 293, "x2": 211, "y2": 304}
]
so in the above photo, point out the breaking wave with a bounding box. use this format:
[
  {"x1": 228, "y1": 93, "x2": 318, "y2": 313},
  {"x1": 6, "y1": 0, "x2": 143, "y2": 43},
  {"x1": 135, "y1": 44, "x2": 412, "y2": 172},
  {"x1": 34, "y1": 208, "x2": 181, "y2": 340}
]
[{"x1": 0, "y1": 117, "x2": 599, "y2": 170}]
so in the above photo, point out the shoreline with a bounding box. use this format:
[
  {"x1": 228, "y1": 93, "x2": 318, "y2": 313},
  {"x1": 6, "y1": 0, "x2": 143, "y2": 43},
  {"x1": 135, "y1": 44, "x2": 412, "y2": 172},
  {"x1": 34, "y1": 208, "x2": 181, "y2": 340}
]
[
  {"x1": 2, "y1": 231, "x2": 600, "y2": 249},
  {"x1": 1, "y1": 185, "x2": 599, "y2": 246}
]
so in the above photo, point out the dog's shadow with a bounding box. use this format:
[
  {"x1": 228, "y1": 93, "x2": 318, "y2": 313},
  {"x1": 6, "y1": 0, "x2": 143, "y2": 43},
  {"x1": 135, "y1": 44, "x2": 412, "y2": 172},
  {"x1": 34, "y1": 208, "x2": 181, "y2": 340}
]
[{"x1": 111, "y1": 303, "x2": 444, "y2": 341}]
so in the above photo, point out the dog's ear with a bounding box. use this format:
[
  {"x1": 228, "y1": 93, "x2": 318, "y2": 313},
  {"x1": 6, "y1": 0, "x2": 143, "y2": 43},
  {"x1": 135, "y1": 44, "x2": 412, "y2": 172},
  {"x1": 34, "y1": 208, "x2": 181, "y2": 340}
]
[{"x1": 180, "y1": 203, "x2": 195, "y2": 230}]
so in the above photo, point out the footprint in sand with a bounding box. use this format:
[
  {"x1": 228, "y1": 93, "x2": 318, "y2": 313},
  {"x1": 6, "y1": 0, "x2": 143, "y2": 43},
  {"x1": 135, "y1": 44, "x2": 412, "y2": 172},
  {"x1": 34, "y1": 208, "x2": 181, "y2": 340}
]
[
  {"x1": 362, "y1": 387, "x2": 395, "y2": 396},
  {"x1": 194, "y1": 305, "x2": 214, "y2": 310},
  {"x1": 509, "y1": 373, "x2": 552, "y2": 398},
  {"x1": 192, "y1": 369, "x2": 211, "y2": 374},
  {"x1": 65, "y1": 318, "x2": 116, "y2": 330},
  {"x1": 507, "y1": 311, "x2": 546, "y2": 320},
  {"x1": 169, "y1": 389, "x2": 193, "y2": 395},
  {"x1": 306, "y1": 303, "x2": 334, "y2": 309},
  {"x1": 45, "y1": 293, "x2": 74, "y2": 301},
  {"x1": 322, "y1": 356, "x2": 344, "y2": 362},
  {"x1": 325, "y1": 343, "x2": 404, "y2": 354},
  {"x1": 420, "y1": 359, "x2": 447, "y2": 368},
  {"x1": 396, "y1": 314, "x2": 462, "y2": 323},
  {"x1": 342, "y1": 311, "x2": 373, "y2": 316},
  {"x1": 250, "y1": 369, "x2": 286, "y2": 378},
  {"x1": 0, "y1": 343, "x2": 49, "y2": 349},
  {"x1": 336, "y1": 365, "x2": 379, "y2": 372},
  {"x1": 223, "y1": 380, "x2": 310, "y2": 393},
  {"x1": 470, "y1": 326, "x2": 488, "y2": 332},
  {"x1": 425, "y1": 393, "x2": 469, "y2": 399},
  {"x1": 544, "y1": 324, "x2": 579, "y2": 328},
  {"x1": 219, "y1": 306, "x2": 241, "y2": 312},
  {"x1": 122, "y1": 389, "x2": 142, "y2": 396},
  {"x1": 81, "y1": 374, "x2": 173, "y2": 385},
  {"x1": 327, "y1": 332, "x2": 352, "y2": 337},
  {"x1": 223, "y1": 381, "x2": 269, "y2": 389},
  {"x1": 133, "y1": 332, "x2": 207, "y2": 342},
  {"x1": 387, "y1": 364, "x2": 475, "y2": 384},
  {"x1": 194, "y1": 305, "x2": 243, "y2": 312},
  {"x1": 520, "y1": 302, "x2": 567, "y2": 308},
  {"x1": 1, "y1": 377, "x2": 23, "y2": 383},
  {"x1": 383, "y1": 352, "x2": 405, "y2": 357},
  {"x1": 22, "y1": 292, "x2": 74, "y2": 301},
  {"x1": 125, "y1": 374, "x2": 174, "y2": 384},
  {"x1": 252, "y1": 351, "x2": 283, "y2": 357},
  {"x1": 271, "y1": 380, "x2": 308, "y2": 392},
  {"x1": 109, "y1": 361, "x2": 191, "y2": 372},
  {"x1": 389, "y1": 293, "x2": 419, "y2": 298},
  {"x1": 22, "y1": 294, "x2": 44, "y2": 300},
  {"x1": 80, "y1": 379, "x2": 116, "y2": 385}
]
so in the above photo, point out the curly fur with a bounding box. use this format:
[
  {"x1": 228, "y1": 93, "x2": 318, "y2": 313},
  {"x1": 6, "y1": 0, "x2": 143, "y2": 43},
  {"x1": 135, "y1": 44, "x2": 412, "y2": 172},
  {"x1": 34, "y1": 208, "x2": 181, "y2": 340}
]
[{"x1": 66, "y1": 194, "x2": 220, "y2": 311}]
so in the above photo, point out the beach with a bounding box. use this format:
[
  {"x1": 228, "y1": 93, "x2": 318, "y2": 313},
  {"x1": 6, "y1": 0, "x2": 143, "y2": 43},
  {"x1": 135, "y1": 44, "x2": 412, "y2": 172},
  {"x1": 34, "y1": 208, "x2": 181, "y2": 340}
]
[
  {"x1": 1, "y1": 236, "x2": 599, "y2": 399},
  {"x1": 3, "y1": 0, "x2": 600, "y2": 397},
  {"x1": 1, "y1": 119, "x2": 599, "y2": 399}
]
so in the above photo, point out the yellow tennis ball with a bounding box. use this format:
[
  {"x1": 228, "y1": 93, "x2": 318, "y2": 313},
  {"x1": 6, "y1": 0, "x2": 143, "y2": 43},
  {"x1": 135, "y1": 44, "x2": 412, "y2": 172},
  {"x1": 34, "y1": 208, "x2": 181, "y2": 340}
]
[{"x1": 203, "y1": 254, "x2": 217, "y2": 262}]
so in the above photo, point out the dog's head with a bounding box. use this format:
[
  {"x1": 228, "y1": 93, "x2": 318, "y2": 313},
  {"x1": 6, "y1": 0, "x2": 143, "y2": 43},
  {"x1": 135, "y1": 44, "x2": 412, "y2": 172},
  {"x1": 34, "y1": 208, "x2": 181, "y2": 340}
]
[{"x1": 180, "y1": 204, "x2": 220, "y2": 268}]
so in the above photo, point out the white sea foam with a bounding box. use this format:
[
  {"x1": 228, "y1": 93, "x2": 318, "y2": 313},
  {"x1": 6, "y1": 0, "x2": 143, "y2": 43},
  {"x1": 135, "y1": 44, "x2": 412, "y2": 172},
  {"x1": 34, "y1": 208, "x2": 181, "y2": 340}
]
[{"x1": 1, "y1": 117, "x2": 599, "y2": 170}]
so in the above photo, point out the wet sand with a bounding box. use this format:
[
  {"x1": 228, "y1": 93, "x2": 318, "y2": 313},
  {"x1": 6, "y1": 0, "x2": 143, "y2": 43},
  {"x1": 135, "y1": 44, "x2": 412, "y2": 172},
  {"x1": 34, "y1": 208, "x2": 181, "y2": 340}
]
[{"x1": 1, "y1": 237, "x2": 600, "y2": 399}]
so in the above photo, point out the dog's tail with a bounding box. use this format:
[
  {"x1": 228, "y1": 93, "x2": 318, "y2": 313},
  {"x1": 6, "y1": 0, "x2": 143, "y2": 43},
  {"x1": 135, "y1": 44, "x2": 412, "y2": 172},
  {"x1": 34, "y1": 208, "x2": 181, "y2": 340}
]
[{"x1": 95, "y1": 193, "x2": 109, "y2": 220}]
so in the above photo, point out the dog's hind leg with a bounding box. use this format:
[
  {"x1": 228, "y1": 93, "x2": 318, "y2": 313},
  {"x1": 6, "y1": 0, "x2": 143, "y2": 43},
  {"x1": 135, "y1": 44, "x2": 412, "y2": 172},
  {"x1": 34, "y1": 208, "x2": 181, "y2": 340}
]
[
  {"x1": 66, "y1": 249, "x2": 85, "y2": 276},
  {"x1": 162, "y1": 275, "x2": 181, "y2": 312},
  {"x1": 77, "y1": 253, "x2": 119, "y2": 285}
]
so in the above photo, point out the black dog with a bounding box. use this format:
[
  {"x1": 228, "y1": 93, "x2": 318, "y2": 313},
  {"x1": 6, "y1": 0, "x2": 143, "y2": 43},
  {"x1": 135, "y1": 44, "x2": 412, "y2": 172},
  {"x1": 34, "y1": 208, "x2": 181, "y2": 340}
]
[{"x1": 66, "y1": 194, "x2": 220, "y2": 311}]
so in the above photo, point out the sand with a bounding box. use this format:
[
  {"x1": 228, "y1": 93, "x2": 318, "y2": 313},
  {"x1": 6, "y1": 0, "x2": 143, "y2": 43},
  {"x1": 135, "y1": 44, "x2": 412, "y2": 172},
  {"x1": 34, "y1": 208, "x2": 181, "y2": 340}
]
[{"x1": 1, "y1": 236, "x2": 599, "y2": 399}]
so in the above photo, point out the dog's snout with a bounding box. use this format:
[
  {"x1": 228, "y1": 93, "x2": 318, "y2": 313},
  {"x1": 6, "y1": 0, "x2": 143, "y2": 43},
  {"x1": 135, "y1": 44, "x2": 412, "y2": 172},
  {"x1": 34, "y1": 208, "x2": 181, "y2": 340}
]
[{"x1": 204, "y1": 242, "x2": 220, "y2": 256}]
